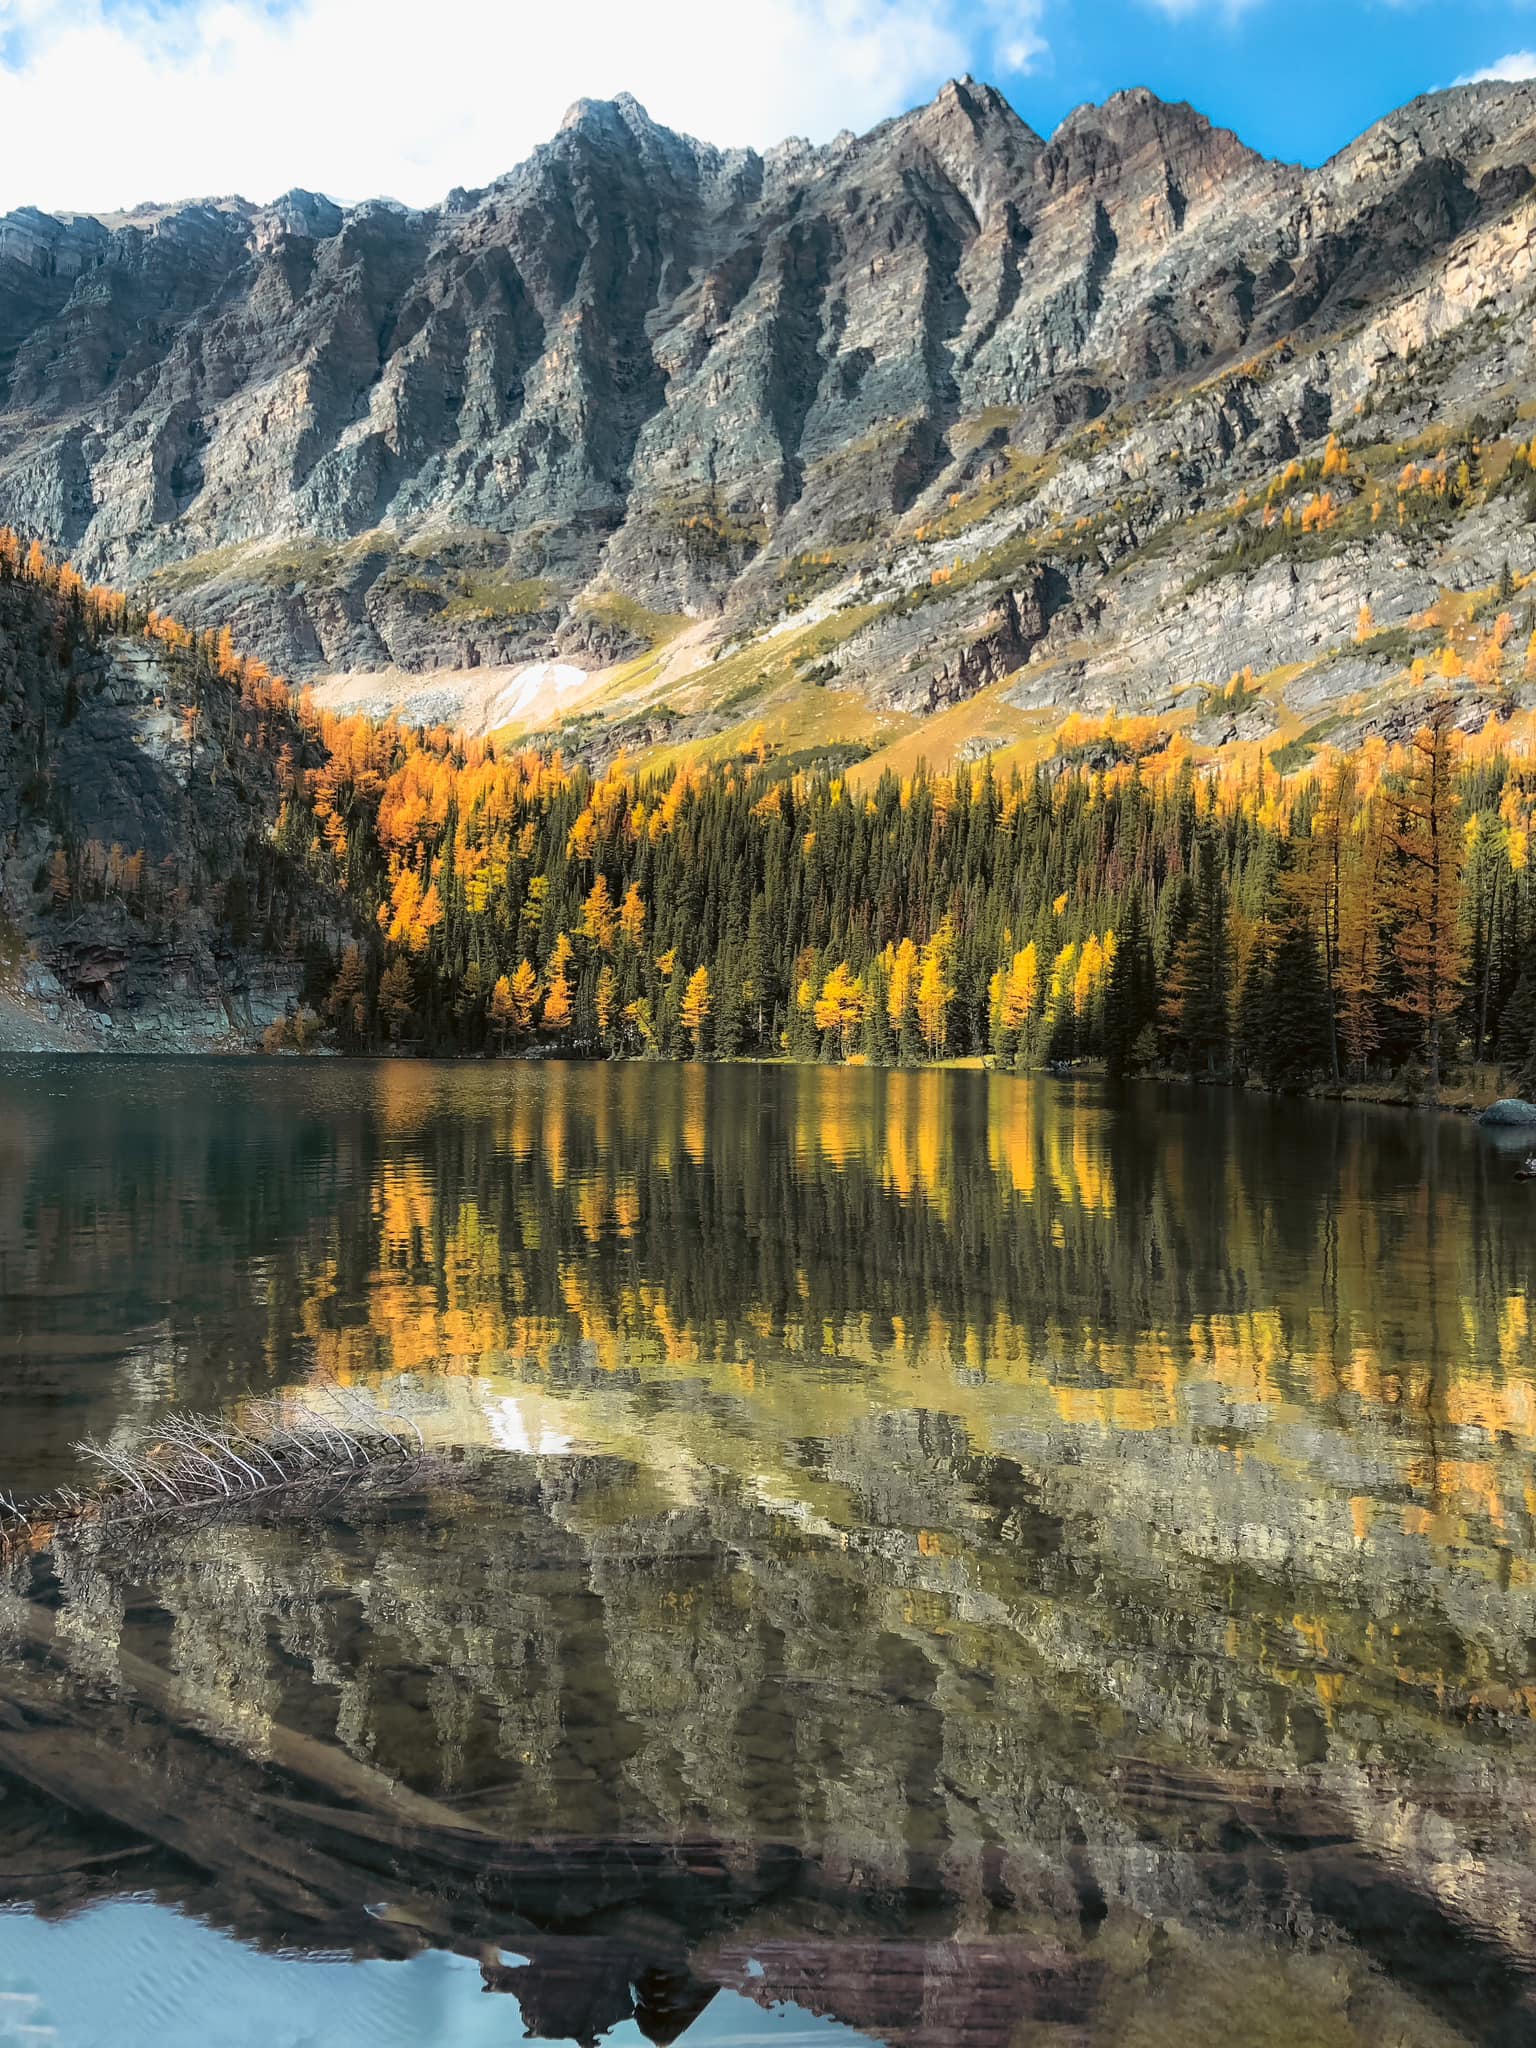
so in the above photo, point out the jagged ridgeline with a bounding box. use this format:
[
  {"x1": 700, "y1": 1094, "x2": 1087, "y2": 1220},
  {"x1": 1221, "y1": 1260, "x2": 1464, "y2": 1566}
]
[
  {"x1": 4, "y1": 76, "x2": 1536, "y2": 774},
  {"x1": 3, "y1": 536, "x2": 1536, "y2": 1092}
]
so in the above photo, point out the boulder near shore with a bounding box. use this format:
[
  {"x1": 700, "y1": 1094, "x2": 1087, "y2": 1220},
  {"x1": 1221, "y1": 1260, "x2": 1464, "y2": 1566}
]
[{"x1": 1480, "y1": 1099, "x2": 1536, "y2": 1127}]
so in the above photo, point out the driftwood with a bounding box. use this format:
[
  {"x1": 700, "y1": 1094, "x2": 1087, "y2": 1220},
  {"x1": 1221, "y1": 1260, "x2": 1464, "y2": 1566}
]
[{"x1": 0, "y1": 1392, "x2": 425, "y2": 1557}]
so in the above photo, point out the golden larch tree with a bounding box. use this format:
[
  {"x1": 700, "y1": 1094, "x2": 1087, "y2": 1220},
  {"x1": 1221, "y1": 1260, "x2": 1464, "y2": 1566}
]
[
  {"x1": 814, "y1": 961, "x2": 866, "y2": 1058},
  {"x1": 581, "y1": 873, "x2": 618, "y2": 949},
  {"x1": 916, "y1": 924, "x2": 954, "y2": 1057},
  {"x1": 886, "y1": 938, "x2": 919, "y2": 1031},
  {"x1": 618, "y1": 882, "x2": 646, "y2": 947},
  {"x1": 508, "y1": 958, "x2": 541, "y2": 1033},
  {"x1": 680, "y1": 965, "x2": 712, "y2": 1058},
  {"x1": 541, "y1": 934, "x2": 575, "y2": 1033},
  {"x1": 999, "y1": 943, "x2": 1040, "y2": 1032}
]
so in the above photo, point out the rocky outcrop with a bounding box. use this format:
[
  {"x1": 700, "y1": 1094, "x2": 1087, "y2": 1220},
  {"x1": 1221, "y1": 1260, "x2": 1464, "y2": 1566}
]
[
  {"x1": 0, "y1": 574, "x2": 333, "y2": 1045},
  {"x1": 891, "y1": 568, "x2": 1065, "y2": 713}
]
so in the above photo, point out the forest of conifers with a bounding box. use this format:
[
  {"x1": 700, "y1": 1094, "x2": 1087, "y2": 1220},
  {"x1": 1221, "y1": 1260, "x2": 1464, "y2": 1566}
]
[{"x1": 7, "y1": 531, "x2": 1536, "y2": 1099}]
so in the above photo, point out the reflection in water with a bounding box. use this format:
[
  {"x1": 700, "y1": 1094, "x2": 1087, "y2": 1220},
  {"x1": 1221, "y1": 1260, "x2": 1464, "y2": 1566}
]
[
  {"x1": 0, "y1": 1901, "x2": 862, "y2": 2047},
  {"x1": 1, "y1": 1058, "x2": 1535, "y2": 2046}
]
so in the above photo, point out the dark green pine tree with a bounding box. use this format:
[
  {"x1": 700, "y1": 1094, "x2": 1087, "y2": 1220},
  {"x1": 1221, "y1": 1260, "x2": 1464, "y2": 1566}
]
[
  {"x1": 714, "y1": 943, "x2": 745, "y2": 1060},
  {"x1": 1265, "y1": 914, "x2": 1335, "y2": 1091},
  {"x1": 1236, "y1": 935, "x2": 1275, "y2": 1083},
  {"x1": 744, "y1": 894, "x2": 775, "y2": 1050},
  {"x1": 659, "y1": 971, "x2": 686, "y2": 1059},
  {"x1": 1103, "y1": 889, "x2": 1154, "y2": 1079},
  {"x1": 1521, "y1": 1009, "x2": 1536, "y2": 1103},
  {"x1": 860, "y1": 960, "x2": 895, "y2": 1066},
  {"x1": 1160, "y1": 823, "x2": 1231, "y2": 1075},
  {"x1": 1499, "y1": 953, "x2": 1536, "y2": 1088},
  {"x1": 787, "y1": 949, "x2": 821, "y2": 1060},
  {"x1": 1239, "y1": 865, "x2": 1334, "y2": 1092}
]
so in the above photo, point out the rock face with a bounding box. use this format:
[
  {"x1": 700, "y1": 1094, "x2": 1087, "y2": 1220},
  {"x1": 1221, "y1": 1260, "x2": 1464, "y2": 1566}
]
[
  {"x1": 1, "y1": 77, "x2": 1536, "y2": 756},
  {"x1": 0, "y1": 574, "x2": 329, "y2": 1044}
]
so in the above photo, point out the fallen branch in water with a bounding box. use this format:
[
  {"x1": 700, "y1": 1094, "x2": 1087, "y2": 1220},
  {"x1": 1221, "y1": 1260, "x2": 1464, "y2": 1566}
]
[{"x1": 0, "y1": 1393, "x2": 425, "y2": 1556}]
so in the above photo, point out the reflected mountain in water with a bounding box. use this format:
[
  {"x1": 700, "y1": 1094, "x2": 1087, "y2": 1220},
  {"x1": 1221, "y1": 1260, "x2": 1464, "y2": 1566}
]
[{"x1": 0, "y1": 1060, "x2": 1534, "y2": 2045}]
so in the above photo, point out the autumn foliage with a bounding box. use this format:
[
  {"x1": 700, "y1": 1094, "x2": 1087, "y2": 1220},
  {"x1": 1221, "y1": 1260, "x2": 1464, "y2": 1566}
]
[{"x1": 6, "y1": 531, "x2": 1536, "y2": 1097}]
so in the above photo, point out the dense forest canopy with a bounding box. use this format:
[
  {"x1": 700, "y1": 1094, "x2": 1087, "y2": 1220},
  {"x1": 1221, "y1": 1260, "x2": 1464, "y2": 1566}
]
[{"x1": 4, "y1": 530, "x2": 1535, "y2": 1100}]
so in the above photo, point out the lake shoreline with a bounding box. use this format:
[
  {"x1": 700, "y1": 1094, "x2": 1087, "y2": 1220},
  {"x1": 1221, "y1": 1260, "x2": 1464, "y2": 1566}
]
[{"x1": 7, "y1": 1026, "x2": 1530, "y2": 1128}]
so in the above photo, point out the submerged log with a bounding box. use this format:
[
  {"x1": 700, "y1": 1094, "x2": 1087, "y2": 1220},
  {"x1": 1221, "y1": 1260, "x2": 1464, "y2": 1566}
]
[{"x1": 0, "y1": 1397, "x2": 425, "y2": 1558}]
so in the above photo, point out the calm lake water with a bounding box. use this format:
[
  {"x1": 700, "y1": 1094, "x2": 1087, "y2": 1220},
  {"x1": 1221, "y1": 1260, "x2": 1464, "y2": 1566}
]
[{"x1": 1, "y1": 1058, "x2": 1535, "y2": 2047}]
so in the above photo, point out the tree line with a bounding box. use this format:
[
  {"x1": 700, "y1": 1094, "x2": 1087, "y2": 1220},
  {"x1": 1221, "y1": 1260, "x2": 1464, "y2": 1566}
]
[
  {"x1": 4, "y1": 527, "x2": 1533, "y2": 1101},
  {"x1": 279, "y1": 695, "x2": 1534, "y2": 1104}
]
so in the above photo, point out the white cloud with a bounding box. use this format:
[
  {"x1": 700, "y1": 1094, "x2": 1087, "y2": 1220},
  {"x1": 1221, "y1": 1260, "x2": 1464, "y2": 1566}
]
[
  {"x1": 0, "y1": 0, "x2": 1046, "y2": 218},
  {"x1": 980, "y1": 0, "x2": 1048, "y2": 73},
  {"x1": 1458, "y1": 51, "x2": 1536, "y2": 85}
]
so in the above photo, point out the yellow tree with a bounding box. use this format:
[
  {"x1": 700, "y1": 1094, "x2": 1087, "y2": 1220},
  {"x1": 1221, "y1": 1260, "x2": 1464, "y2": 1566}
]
[
  {"x1": 512, "y1": 954, "x2": 540, "y2": 1032},
  {"x1": 408, "y1": 879, "x2": 443, "y2": 954},
  {"x1": 489, "y1": 974, "x2": 518, "y2": 1051},
  {"x1": 1381, "y1": 705, "x2": 1466, "y2": 1101},
  {"x1": 813, "y1": 961, "x2": 866, "y2": 1059},
  {"x1": 541, "y1": 934, "x2": 574, "y2": 1034},
  {"x1": 623, "y1": 995, "x2": 656, "y2": 1054},
  {"x1": 680, "y1": 965, "x2": 712, "y2": 1059},
  {"x1": 383, "y1": 865, "x2": 422, "y2": 946},
  {"x1": 990, "y1": 942, "x2": 1040, "y2": 1067},
  {"x1": 497, "y1": 959, "x2": 540, "y2": 1044},
  {"x1": 916, "y1": 923, "x2": 954, "y2": 1057},
  {"x1": 1072, "y1": 933, "x2": 1105, "y2": 1017},
  {"x1": 886, "y1": 938, "x2": 919, "y2": 1032},
  {"x1": 566, "y1": 808, "x2": 598, "y2": 863},
  {"x1": 521, "y1": 874, "x2": 548, "y2": 938},
  {"x1": 1000, "y1": 943, "x2": 1040, "y2": 1031},
  {"x1": 1046, "y1": 941, "x2": 1078, "y2": 1024},
  {"x1": 619, "y1": 882, "x2": 646, "y2": 948},
  {"x1": 581, "y1": 874, "x2": 618, "y2": 949}
]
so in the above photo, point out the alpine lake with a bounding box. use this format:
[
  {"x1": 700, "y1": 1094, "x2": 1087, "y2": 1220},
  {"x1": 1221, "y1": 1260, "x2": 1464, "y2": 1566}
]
[{"x1": 1, "y1": 1057, "x2": 1534, "y2": 2048}]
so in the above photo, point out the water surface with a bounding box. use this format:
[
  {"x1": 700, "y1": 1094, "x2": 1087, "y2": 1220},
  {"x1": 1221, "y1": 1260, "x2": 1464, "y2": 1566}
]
[{"x1": 1, "y1": 1059, "x2": 1534, "y2": 2047}]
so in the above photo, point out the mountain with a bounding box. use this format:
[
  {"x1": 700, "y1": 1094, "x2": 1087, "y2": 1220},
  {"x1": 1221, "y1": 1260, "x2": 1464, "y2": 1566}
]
[{"x1": 2, "y1": 78, "x2": 1536, "y2": 777}]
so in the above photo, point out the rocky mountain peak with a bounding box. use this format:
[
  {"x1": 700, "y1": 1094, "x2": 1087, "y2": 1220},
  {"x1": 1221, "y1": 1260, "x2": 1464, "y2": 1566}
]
[
  {"x1": 559, "y1": 91, "x2": 649, "y2": 136},
  {"x1": 860, "y1": 73, "x2": 1042, "y2": 223},
  {"x1": 1039, "y1": 88, "x2": 1265, "y2": 203},
  {"x1": 258, "y1": 188, "x2": 346, "y2": 242}
]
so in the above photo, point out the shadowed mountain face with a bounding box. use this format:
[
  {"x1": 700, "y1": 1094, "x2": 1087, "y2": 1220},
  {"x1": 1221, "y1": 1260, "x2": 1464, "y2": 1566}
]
[
  {"x1": 2, "y1": 78, "x2": 1535, "y2": 759},
  {"x1": 0, "y1": 571, "x2": 334, "y2": 1048}
]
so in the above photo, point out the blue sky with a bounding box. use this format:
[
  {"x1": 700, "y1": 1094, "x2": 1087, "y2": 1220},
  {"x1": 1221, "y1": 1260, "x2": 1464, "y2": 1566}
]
[{"x1": 0, "y1": 0, "x2": 1527, "y2": 214}]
